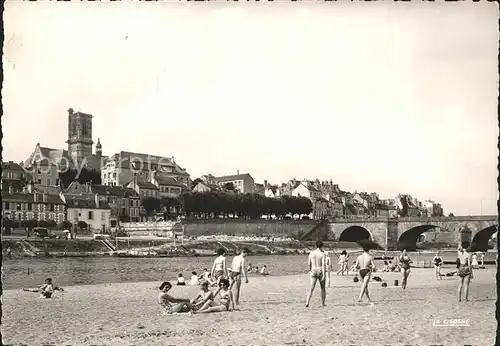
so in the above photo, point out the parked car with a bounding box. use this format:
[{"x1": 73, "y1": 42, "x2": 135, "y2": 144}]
[{"x1": 33, "y1": 227, "x2": 56, "y2": 239}]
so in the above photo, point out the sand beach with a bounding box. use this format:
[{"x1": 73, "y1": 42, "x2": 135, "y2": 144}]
[{"x1": 2, "y1": 267, "x2": 496, "y2": 345}]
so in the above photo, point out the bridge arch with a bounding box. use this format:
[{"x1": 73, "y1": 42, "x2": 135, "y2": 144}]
[
  {"x1": 397, "y1": 225, "x2": 439, "y2": 251},
  {"x1": 471, "y1": 225, "x2": 498, "y2": 252},
  {"x1": 338, "y1": 226, "x2": 372, "y2": 243}
]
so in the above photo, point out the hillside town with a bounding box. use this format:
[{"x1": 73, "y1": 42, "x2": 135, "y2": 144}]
[{"x1": 1, "y1": 109, "x2": 445, "y2": 234}]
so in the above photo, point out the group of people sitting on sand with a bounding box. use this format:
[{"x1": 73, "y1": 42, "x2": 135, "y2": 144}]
[
  {"x1": 158, "y1": 278, "x2": 235, "y2": 315},
  {"x1": 246, "y1": 263, "x2": 270, "y2": 276},
  {"x1": 160, "y1": 247, "x2": 254, "y2": 314}
]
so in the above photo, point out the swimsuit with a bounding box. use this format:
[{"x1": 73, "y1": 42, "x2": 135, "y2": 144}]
[
  {"x1": 359, "y1": 268, "x2": 370, "y2": 279},
  {"x1": 219, "y1": 291, "x2": 230, "y2": 310},
  {"x1": 458, "y1": 264, "x2": 471, "y2": 278},
  {"x1": 310, "y1": 268, "x2": 324, "y2": 280},
  {"x1": 214, "y1": 270, "x2": 225, "y2": 279},
  {"x1": 433, "y1": 258, "x2": 442, "y2": 267},
  {"x1": 400, "y1": 257, "x2": 411, "y2": 270},
  {"x1": 228, "y1": 269, "x2": 241, "y2": 280}
]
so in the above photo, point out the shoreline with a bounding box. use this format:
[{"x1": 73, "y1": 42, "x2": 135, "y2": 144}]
[{"x1": 4, "y1": 237, "x2": 489, "y2": 259}]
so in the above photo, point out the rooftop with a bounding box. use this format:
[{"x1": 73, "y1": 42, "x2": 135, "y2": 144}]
[
  {"x1": 214, "y1": 173, "x2": 254, "y2": 182},
  {"x1": 2, "y1": 192, "x2": 65, "y2": 204}
]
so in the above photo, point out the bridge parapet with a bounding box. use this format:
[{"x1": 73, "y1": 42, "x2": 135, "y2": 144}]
[{"x1": 328, "y1": 215, "x2": 498, "y2": 224}]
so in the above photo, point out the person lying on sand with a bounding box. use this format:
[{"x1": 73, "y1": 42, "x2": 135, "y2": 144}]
[
  {"x1": 190, "y1": 281, "x2": 215, "y2": 309},
  {"x1": 194, "y1": 278, "x2": 235, "y2": 314},
  {"x1": 158, "y1": 282, "x2": 197, "y2": 314},
  {"x1": 23, "y1": 278, "x2": 64, "y2": 298}
]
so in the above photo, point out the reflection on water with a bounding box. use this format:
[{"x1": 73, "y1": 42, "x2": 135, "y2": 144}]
[{"x1": 2, "y1": 250, "x2": 495, "y2": 290}]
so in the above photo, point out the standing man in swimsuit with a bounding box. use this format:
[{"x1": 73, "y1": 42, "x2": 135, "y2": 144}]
[
  {"x1": 355, "y1": 247, "x2": 376, "y2": 303},
  {"x1": 228, "y1": 248, "x2": 249, "y2": 305},
  {"x1": 305, "y1": 240, "x2": 327, "y2": 307}
]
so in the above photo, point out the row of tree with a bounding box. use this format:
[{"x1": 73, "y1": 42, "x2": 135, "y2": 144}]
[
  {"x1": 58, "y1": 168, "x2": 102, "y2": 188},
  {"x1": 141, "y1": 192, "x2": 313, "y2": 219}
]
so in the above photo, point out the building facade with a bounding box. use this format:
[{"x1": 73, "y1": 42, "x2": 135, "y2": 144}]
[
  {"x1": 2, "y1": 182, "x2": 66, "y2": 223},
  {"x1": 64, "y1": 197, "x2": 112, "y2": 233},
  {"x1": 192, "y1": 181, "x2": 220, "y2": 193},
  {"x1": 65, "y1": 182, "x2": 140, "y2": 222},
  {"x1": 2, "y1": 161, "x2": 27, "y2": 193},
  {"x1": 102, "y1": 151, "x2": 190, "y2": 188},
  {"x1": 62, "y1": 183, "x2": 112, "y2": 232},
  {"x1": 213, "y1": 173, "x2": 255, "y2": 193},
  {"x1": 150, "y1": 171, "x2": 185, "y2": 198},
  {"x1": 126, "y1": 175, "x2": 160, "y2": 199}
]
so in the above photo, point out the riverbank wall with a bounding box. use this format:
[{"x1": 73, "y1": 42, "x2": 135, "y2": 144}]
[{"x1": 179, "y1": 219, "x2": 318, "y2": 238}]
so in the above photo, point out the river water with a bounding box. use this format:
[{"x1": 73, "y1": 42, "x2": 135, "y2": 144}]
[{"x1": 2, "y1": 250, "x2": 495, "y2": 290}]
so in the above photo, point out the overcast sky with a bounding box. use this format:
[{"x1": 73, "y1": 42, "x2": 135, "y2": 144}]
[{"x1": 3, "y1": 2, "x2": 499, "y2": 215}]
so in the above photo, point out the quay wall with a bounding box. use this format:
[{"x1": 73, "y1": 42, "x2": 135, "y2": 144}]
[{"x1": 181, "y1": 219, "x2": 318, "y2": 239}]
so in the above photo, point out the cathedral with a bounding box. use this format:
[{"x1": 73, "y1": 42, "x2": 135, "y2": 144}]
[{"x1": 23, "y1": 108, "x2": 106, "y2": 185}]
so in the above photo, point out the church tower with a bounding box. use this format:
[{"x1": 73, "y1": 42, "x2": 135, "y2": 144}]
[{"x1": 66, "y1": 108, "x2": 94, "y2": 164}]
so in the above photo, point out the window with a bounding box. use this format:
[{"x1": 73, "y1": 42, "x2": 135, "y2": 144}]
[
  {"x1": 28, "y1": 203, "x2": 32, "y2": 211},
  {"x1": 88, "y1": 211, "x2": 93, "y2": 220},
  {"x1": 113, "y1": 173, "x2": 117, "y2": 178},
  {"x1": 37, "y1": 179, "x2": 41, "y2": 184},
  {"x1": 16, "y1": 203, "x2": 21, "y2": 211},
  {"x1": 103, "y1": 173, "x2": 107, "y2": 179}
]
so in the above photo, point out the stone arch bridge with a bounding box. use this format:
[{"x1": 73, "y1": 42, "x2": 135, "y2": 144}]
[{"x1": 301, "y1": 216, "x2": 498, "y2": 251}]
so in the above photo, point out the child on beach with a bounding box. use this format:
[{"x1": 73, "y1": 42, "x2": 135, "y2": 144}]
[
  {"x1": 189, "y1": 271, "x2": 200, "y2": 285},
  {"x1": 176, "y1": 273, "x2": 186, "y2": 286},
  {"x1": 337, "y1": 250, "x2": 349, "y2": 276},
  {"x1": 433, "y1": 252, "x2": 443, "y2": 280},
  {"x1": 471, "y1": 253, "x2": 479, "y2": 269},
  {"x1": 23, "y1": 278, "x2": 64, "y2": 298},
  {"x1": 194, "y1": 278, "x2": 235, "y2": 313},
  {"x1": 190, "y1": 281, "x2": 215, "y2": 309},
  {"x1": 260, "y1": 265, "x2": 270, "y2": 276},
  {"x1": 202, "y1": 268, "x2": 210, "y2": 281},
  {"x1": 211, "y1": 248, "x2": 228, "y2": 286},
  {"x1": 354, "y1": 247, "x2": 376, "y2": 304},
  {"x1": 158, "y1": 281, "x2": 197, "y2": 314}
]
